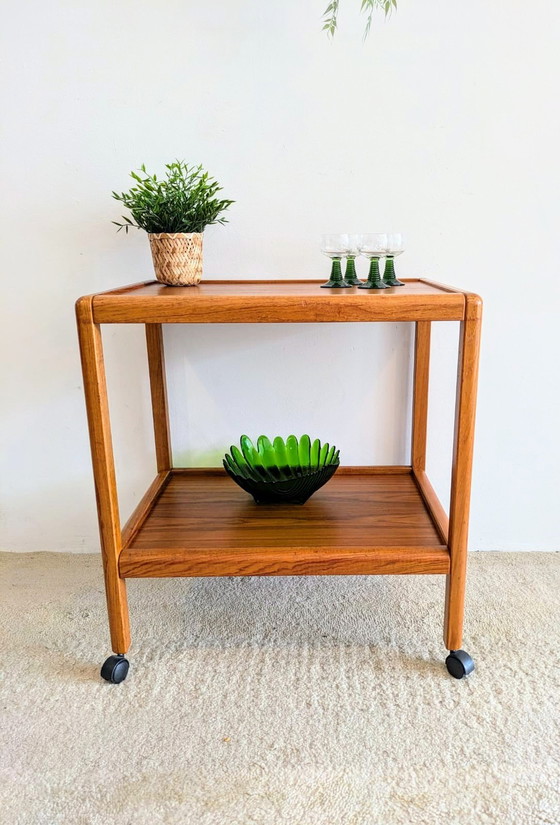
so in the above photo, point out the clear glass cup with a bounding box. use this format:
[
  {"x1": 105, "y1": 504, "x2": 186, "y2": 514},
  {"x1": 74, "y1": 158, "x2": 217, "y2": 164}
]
[
  {"x1": 383, "y1": 233, "x2": 405, "y2": 287},
  {"x1": 343, "y1": 234, "x2": 363, "y2": 286},
  {"x1": 357, "y1": 233, "x2": 388, "y2": 289},
  {"x1": 320, "y1": 234, "x2": 352, "y2": 288}
]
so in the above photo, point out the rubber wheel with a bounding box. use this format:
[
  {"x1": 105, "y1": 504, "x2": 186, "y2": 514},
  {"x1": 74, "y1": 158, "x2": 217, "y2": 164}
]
[
  {"x1": 100, "y1": 655, "x2": 130, "y2": 684},
  {"x1": 445, "y1": 649, "x2": 475, "y2": 679}
]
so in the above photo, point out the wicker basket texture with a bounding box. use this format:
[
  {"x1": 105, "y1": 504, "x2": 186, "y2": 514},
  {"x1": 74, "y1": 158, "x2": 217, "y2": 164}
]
[{"x1": 149, "y1": 232, "x2": 203, "y2": 286}]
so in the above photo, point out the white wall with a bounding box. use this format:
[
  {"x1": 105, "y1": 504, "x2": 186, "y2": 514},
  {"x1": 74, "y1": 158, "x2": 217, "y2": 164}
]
[{"x1": 1, "y1": 0, "x2": 559, "y2": 552}]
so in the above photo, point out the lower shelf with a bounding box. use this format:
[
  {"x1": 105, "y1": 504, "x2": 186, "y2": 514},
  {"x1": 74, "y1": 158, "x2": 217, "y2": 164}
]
[{"x1": 119, "y1": 469, "x2": 450, "y2": 578}]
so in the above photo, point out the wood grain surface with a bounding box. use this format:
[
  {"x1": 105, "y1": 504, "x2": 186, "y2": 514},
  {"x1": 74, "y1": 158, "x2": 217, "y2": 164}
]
[
  {"x1": 444, "y1": 294, "x2": 483, "y2": 649},
  {"x1": 121, "y1": 470, "x2": 171, "y2": 548},
  {"x1": 75, "y1": 296, "x2": 130, "y2": 653},
  {"x1": 91, "y1": 279, "x2": 466, "y2": 324},
  {"x1": 411, "y1": 321, "x2": 431, "y2": 472},
  {"x1": 145, "y1": 324, "x2": 172, "y2": 472},
  {"x1": 119, "y1": 470, "x2": 449, "y2": 578},
  {"x1": 412, "y1": 469, "x2": 449, "y2": 545}
]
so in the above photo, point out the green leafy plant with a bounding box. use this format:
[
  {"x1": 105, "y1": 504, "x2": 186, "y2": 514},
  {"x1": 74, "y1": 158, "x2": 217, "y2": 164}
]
[
  {"x1": 112, "y1": 161, "x2": 234, "y2": 234},
  {"x1": 323, "y1": 0, "x2": 397, "y2": 38}
]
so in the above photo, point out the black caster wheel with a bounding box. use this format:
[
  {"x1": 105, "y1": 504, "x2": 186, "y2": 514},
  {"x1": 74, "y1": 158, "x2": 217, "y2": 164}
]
[
  {"x1": 445, "y1": 649, "x2": 475, "y2": 679},
  {"x1": 100, "y1": 655, "x2": 130, "y2": 684}
]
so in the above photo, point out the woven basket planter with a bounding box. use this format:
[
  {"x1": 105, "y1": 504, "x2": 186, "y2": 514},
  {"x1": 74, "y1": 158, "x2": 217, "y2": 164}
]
[{"x1": 148, "y1": 232, "x2": 203, "y2": 286}]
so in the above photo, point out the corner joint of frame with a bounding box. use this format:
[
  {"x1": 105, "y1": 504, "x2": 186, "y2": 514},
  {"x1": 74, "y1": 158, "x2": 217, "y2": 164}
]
[
  {"x1": 75, "y1": 294, "x2": 95, "y2": 325},
  {"x1": 464, "y1": 293, "x2": 483, "y2": 320}
]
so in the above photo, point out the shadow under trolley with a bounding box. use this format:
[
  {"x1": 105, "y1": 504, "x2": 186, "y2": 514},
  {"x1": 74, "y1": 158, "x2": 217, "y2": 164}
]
[{"x1": 76, "y1": 278, "x2": 482, "y2": 683}]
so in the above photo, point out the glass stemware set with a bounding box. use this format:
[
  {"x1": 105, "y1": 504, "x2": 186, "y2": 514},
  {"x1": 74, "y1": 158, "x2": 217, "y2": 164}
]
[{"x1": 321, "y1": 233, "x2": 405, "y2": 289}]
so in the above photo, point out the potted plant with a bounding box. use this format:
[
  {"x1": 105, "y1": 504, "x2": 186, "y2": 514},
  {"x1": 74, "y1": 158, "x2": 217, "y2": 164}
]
[{"x1": 112, "y1": 161, "x2": 234, "y2": 286}]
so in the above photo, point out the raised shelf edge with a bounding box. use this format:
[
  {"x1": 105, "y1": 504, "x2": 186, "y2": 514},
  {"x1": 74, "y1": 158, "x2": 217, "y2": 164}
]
[
  {"x1": 119, "y1": 545, "x2": 450, "y2": 578},
  {"x1": 118, "y1": 467, "x2": 450, "y2": 579}
]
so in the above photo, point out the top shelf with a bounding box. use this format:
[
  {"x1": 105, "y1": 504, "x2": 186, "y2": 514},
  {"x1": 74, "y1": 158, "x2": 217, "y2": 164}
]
[{"x1": 87, "y1": 279, "x2": 474, "y2": 324}]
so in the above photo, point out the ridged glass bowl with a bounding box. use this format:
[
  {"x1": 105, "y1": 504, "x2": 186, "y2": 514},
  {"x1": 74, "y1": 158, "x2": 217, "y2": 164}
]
[{"x1": 223, "y1": 435, "x2": 340, "y2": 505}]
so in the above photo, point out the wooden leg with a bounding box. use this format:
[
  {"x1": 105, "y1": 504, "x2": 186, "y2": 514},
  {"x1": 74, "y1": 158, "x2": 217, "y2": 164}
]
[
  {"x1": 76, "y1": 297, "x2": 130, "y2": 654},
  {"x1": 146, "y1": 324, "x2": 172, "y2": 472},
  {"x1": 444, "y1": 295, "x2": 482, "y2": 650},
  {"x1": 411, "y1": 321, "x2": 431, "y2": 473}
]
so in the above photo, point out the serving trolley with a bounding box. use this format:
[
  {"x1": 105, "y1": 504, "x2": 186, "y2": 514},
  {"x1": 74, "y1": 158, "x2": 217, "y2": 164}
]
[{"x1": 76, "y1": 279, "x2": 482, "y2": 682}]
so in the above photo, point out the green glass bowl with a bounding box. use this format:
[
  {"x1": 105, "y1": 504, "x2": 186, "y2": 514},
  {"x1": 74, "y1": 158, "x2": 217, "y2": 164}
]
[{"x1": 223, "y1": 434, "x2": 340, "y2": 505}]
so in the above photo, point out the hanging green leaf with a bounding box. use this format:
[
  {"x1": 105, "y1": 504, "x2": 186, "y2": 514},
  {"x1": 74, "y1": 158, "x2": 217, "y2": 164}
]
[{"x1": 323, "y1": 0, "x2": 397, "y2": 38}]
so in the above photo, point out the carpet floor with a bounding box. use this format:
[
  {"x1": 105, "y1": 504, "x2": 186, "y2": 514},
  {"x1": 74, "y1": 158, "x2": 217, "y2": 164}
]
[{"x1": 0, "y1": 551, "x2": 559, "y2": 825}]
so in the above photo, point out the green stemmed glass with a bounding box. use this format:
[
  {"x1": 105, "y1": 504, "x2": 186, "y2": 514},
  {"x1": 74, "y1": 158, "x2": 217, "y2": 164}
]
[
  {"x1": 383, "y1": 233, "x2": 405, "y2": 287},
  {"x1": 321, "y1": 234, "x2": 352, "y2": 288},
  {"x1": 343, "y1": 234, "x2": 363, "y2": 286},
  {"x1": 357, "y1": 233, "x2": 389, "y2": 290}
]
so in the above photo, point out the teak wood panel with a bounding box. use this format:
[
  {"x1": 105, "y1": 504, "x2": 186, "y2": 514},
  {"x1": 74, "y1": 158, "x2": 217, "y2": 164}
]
[
  {"x1": 412, "y1": 469, "x2": 449, "y2": 545},
  {"x1": 119, "y1": 471, "x2": 449, "y2": 578},
  {"x1": 97, "y1": 280, "x2": 465, "y2": 297},
  {"x1": 76, "y1": 296, "x2": 130, "y2": 653},
  {"x1": 121, "y1": 470, "x2": 171, "y2": 548},
  {"x1": 91, "y1": 279, "x2": 466, "y2": 324},
  {"x1": 411, "y1": 321, "x2": 431, "y2": 472},
  {"x1": 145, "y1": 324, "x2": 172, "y2": 472},
  {"x1": 444, "y1": 295, "x2": 482, "y2": 649}
]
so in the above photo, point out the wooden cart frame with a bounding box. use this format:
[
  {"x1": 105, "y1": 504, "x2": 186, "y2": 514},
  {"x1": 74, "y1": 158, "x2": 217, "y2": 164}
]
[{"x1": 76, "y1": 279, "x2": 482, "y2": 681}]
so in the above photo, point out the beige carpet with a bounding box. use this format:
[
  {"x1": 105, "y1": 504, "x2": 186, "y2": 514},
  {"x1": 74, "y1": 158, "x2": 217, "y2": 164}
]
[{"x1": 1, "y1": 552, "x2": 559, "y2": 825}]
